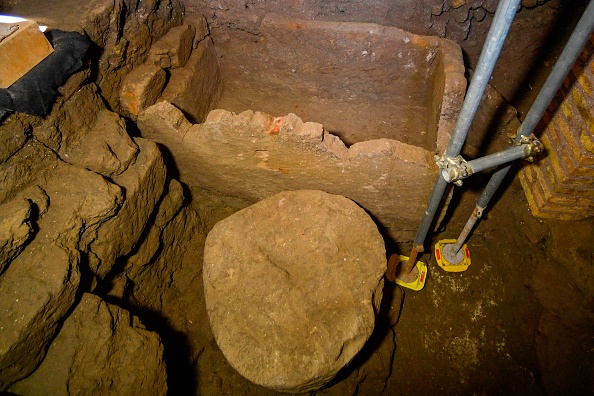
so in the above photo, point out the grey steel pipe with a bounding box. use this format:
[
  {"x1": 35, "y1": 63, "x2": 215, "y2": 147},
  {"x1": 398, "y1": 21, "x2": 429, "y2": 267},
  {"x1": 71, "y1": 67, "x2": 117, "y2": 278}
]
[
  {"x1": 518, "y1": 0, "x2": 594, "y2": 139},
  {"x1": 465, "y1": 145, "x2": 528, "y2": 175},
  {"x1": 402, "y1": 0, "x2": 521, "y2": 275},
  {"x1": 444, "y1": 0, "x2": 522, "y2": 159},
  {"x1": 479, "y1": 0, "x2": 594, "y2": 212},
  {"x1": 447, "y1": 0, "x2": 594, "y2": 258},
  {"x1": 450, "y1": 205, "x2": 483, "y2": 253},
  {"x1": 477, "y1": 163, "x2": 510, "y2": 209}
]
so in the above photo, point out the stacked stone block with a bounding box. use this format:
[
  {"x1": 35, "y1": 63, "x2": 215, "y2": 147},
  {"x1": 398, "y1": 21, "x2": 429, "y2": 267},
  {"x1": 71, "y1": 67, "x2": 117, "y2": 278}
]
[{"x1": 519, "y1": 35, "x2": 594, "y2": 220}]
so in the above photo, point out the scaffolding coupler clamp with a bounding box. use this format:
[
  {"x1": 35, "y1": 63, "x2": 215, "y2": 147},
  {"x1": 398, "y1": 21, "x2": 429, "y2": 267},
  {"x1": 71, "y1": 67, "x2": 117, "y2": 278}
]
[
  {"x1": 435, "y1": 154, "x2": 472, "y2": 186},
  {"x1": 510, "y1": 133, "x2": 543, "y2": 162}
]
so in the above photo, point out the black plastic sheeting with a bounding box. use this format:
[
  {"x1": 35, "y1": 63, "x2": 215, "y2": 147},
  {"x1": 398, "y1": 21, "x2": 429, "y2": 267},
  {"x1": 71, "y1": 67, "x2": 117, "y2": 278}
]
[{"x1": 0, "y1": 29, "x2": 89, "y2": 121}]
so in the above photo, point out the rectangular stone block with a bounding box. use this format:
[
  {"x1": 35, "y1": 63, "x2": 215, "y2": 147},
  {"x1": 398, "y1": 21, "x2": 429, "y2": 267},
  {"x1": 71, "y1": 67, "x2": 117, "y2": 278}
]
[
  {"x1": 147, "y1": 24, "x2": 196, "y2": 69},
  {"x1": 120, "y1": 64, "x2": 167, "y2": 118},
  {"x1": 214, "y1": 14, "x2": 465, "y2": 153},
  {"x1": 158, "y1": 38, "x2": 222, "y2": 123},
  {"x1": 139, "y1": 103, "x2": 443, "y2": 241},
  {"x1": 0, "y1": 21, "x2": 53, "y2": 88}
]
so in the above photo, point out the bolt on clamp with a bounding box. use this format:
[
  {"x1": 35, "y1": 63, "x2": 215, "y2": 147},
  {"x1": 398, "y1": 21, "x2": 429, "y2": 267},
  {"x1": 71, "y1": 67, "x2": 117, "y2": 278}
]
[
  {"x1": 511, "y1": 133, "x2": 543, "y2": 162},
  {"x1": 435, "y1": 155, "x2": 472, "y2": 186}
]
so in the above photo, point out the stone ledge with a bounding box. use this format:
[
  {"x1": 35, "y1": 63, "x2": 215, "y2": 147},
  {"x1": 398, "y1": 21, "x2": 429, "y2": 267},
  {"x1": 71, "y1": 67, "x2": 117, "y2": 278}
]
[{"x1": 139, "y1": 102, "x2": 441, "y2": 241}]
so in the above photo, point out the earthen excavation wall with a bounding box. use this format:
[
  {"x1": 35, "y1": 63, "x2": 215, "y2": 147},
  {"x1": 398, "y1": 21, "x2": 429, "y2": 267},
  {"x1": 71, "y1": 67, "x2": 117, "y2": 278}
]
[
  {"x1": 0, "y1": 0, "x2": 190, "y2": 392},
  {"x1": 134, "y1": 15, "x2": 466, "y2": 240}
]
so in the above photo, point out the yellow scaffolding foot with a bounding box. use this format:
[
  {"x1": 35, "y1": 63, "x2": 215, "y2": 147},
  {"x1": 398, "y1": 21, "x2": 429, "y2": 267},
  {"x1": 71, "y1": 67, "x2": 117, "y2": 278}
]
[
  {"x1": 388, "y1": 254, "x2": 428, "y2": 291},
  {"x1": 435, "y1": 239, "x2": 471, "y2": 272}
]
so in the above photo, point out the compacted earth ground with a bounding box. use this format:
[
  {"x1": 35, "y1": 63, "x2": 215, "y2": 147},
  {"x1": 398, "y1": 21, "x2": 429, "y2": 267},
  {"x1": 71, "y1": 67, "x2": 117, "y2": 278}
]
[
  {"x1": 175, "y1": 168, "x2": 593, "y2": 395},
  {"x1": 158, "y1": 165, "x2": 594, "y2": 395}
]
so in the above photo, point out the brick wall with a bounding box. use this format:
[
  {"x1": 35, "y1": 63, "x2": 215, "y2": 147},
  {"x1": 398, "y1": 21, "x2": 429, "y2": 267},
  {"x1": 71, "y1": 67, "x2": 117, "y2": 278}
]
[{"x1": 519, "y1": 35, "x2": 594, "y2": 220}]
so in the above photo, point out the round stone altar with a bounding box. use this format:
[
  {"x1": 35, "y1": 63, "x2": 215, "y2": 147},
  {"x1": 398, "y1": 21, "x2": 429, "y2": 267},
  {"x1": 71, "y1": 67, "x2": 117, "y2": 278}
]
[{"x1": 203, "y1": 190, "x2": 386, "y2": 393}]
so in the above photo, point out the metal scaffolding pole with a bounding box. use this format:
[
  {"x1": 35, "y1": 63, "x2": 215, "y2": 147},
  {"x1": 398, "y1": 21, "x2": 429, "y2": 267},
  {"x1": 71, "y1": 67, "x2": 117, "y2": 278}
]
[
  {"x1": 440, "y1": 0, "x2": 594, "y2": 265},
  {"x1": 387, "y1": 0, "x2": 522, "y2": 283}
]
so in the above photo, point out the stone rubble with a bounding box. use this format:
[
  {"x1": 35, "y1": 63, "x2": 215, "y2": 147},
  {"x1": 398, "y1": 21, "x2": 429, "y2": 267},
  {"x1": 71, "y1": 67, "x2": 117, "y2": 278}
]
[
  {"x1": 9, "y1": 293, "x2": 168, "y2": 396},
  {"x1": 0, "y1": 0, "x2": 187, "y2": 391},
  {"x1": 120, "y1": 17, "x2": 222, "y2": 122}
]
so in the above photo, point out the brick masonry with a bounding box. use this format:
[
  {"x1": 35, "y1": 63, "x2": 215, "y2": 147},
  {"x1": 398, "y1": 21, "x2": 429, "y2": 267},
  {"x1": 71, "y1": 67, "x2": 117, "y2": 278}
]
[{"x1": 519, "y1": 35, "x2": 594, "y2": 220}]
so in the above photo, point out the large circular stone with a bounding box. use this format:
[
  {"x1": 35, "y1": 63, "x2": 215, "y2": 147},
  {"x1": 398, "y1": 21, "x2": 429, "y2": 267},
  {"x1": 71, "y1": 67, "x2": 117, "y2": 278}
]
[{"x1": 203, "y1": 190, "x2": 386, "y2": 393}]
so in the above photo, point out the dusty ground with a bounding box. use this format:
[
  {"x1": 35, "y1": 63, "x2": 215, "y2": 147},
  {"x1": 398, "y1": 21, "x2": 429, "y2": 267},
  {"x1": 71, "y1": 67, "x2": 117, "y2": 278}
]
[
  {"x1": 360, "y1": 168, "x2": 592, "y2": 396},
  {"x1": 155, "y1": 165, "x2": 591, "y2": 396},
  {"x1": 135, "y1": 44, "x2": 593, "y2": 391},
  {"x1": 388, "y1": 172, "x2": 548, "y2": 395}
]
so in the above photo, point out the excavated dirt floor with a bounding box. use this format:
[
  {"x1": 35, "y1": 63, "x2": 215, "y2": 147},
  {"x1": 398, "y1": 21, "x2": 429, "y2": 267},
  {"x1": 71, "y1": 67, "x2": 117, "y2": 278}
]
[{"x1": 175, "y1": 167, "x2": 593, "y2": 395}]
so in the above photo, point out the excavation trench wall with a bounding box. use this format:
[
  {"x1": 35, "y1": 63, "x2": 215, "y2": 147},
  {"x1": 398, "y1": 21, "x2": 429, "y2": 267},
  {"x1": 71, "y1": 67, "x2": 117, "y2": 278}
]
[{"x1": 215, "y1": 14, "x2": 466, "y2": 152}]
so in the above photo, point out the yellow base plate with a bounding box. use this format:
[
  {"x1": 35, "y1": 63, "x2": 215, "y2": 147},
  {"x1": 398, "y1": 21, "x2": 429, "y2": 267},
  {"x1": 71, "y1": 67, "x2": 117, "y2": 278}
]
[
  {"x1": 435, "y1": 239, "x2": 471, "y2": 272},
  {"x1": 393, "y1": 255, "x2": 428, "y2": 291}
]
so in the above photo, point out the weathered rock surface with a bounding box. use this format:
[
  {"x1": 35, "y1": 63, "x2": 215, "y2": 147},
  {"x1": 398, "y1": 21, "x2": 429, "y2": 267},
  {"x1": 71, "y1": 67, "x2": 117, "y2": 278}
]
[
  {"x1": 0, "y1": 0, "x2": 189, "y2": 392},
  {"x1": 0, "y1": 114, "x2": 29, "y2": 163},
  {"x1": 61, "y1": 109, "x2": 139, "y2": 177},
  {"x1": 203, "y1": 190, "x2": 386, "y2": 392},
  {"x1": 89, "y1": 138, "x2": 167, "y2": 278},
  {"x1": 35, "y1": 83, "x2": 106, "y2": 152},
  {"x1": 125, "y1": 179, "x2": 186, "y2": 272},
  {"x1": 139, "y1": 103, "x2": 439, "y2": 240},
  {"x1": 158, "y1": 37, "x2": 223, "y2": 123},
  {"x1": 120, "y1": 64, "x2": 167, "y2": 117},
  {"x1": 0, "y1": 232, "x2": 80, "y2": 390},
  {"x1": 47, "y1": 163, "x2": 124, "y2": 251},
  {"x1": 9, "y1": 293, "x2": 168, "y2": 396},
  {"x1": 0, "y1": 162, "x2": 122, "y2": 390},
  {"x1": 0, "y1": 140, "x2": 60, "y2": 204},
  {"x1": 147, "y1": 24, "x2": 196, "y2": 69},
  {"x1": 0, "y1": 198, "x2": 32, "y2": 275},
  {"x1": 185, "y1": 13, "x2": 210, "y2": 46}
]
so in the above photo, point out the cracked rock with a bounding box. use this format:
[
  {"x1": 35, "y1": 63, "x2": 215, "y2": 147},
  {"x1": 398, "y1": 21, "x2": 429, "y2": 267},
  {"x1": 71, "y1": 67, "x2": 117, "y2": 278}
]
[
  {"x1": 9, "y1": 293, "x2": 167, "y2": 396},
  {"x1": 61, "y1": 109, "x2": 139, "y2": 177},
  {"x1": 0, "y1": 197, "x2": 32, "y2": 275},
  {"x1": 89, "y1": 138, "x2": 167, "y2": 278}
]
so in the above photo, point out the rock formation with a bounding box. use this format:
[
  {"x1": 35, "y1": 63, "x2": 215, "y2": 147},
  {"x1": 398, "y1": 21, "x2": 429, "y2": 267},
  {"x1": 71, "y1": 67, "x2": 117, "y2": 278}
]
[
  {"x1": 0, "y1": 1, "x2": 468, "y2": 395},
  {"x1": 0, "y1": 0, "x2": 187, "y2": 391},
  {"x1": 9, "y1": 294, "x2": 168, "y2": 396}
]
